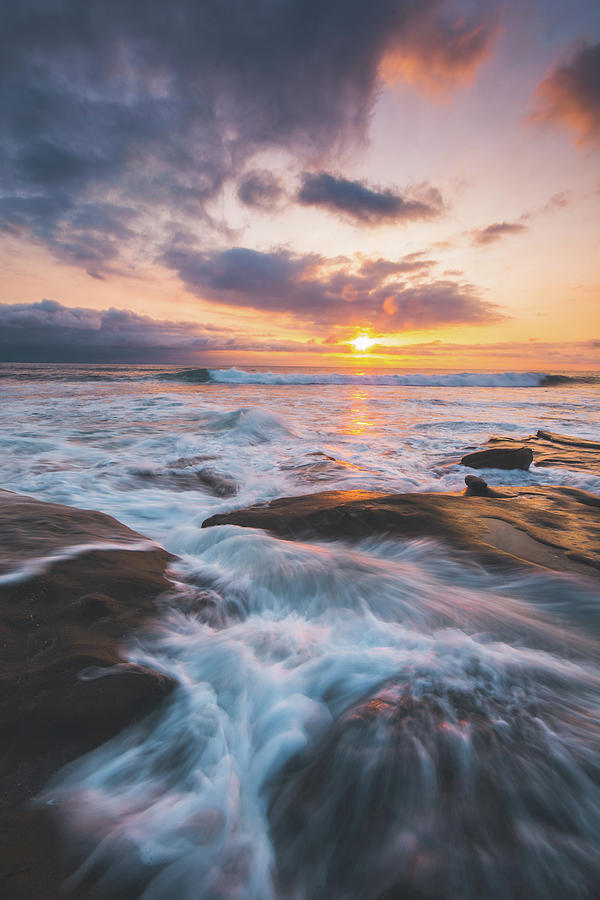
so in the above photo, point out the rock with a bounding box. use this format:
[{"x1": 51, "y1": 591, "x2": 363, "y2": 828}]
[
  {"x1": 202, "y1": 486, "x2": 600, "y2": 577},
  {"x1": 0, "y1": 489, "x2": 156, "y2": 576},
  {"x1": 268, "y1": 681, "x2": 598, "y2": 900},
  {"x1": 536, "y1": 430, "x2": 600, "y2": 449},
  {"x1": 71, "y1": 592, "x2": 116, "y2": 621},
  {"x1": 195, "y1": 467, "x2": 237, "y2": 497},
  {"x1": 468, "y1": 431, "x2": 600, "y2": 475},
  {"x1": 0, "y1": 490, "x2": 178, "y2": 897},
  {"x1": 464, "y1": 475, "x2": 489, "y2": 496},
  {"x1": 460, "y1": 445, "x2": 533, "y2": 470}
]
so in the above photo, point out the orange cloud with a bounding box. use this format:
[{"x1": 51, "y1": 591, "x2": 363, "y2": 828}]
[
  {"x1": 381, "y1": 10, "x2": 500, "y2": 97},
  {"x1": 383, "y1": 295, "x2": 398, "y2": 315},
  {"x1": 530, "y1": 42, "x2": 600, "y2": 147}
]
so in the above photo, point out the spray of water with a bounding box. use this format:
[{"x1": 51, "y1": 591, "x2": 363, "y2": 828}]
[{"x1": 42, "y1": 530, "x2": 600, "y2": 900}]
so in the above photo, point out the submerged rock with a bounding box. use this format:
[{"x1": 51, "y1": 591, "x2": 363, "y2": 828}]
[
  {"x1": 128, "y1": 463, "x2": 237, "y2": 496},
  {"x1": 195, "y1": 466, "x2": 238, "y2": 497},
  {"x1": 460, "y1": 445, "x2": 533, "y2": 470},
  {"x1": 268, "y1": 681, "x2": 600, "y2": 900}
]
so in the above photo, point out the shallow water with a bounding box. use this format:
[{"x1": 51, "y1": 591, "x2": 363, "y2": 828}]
[{"x1": 2, "y1": 364, "x2": 599, "y2": 898}]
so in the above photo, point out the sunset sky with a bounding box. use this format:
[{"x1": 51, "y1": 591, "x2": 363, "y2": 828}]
[{"x1": 1, "y1": 0, "x2": 599, "y2": 368}]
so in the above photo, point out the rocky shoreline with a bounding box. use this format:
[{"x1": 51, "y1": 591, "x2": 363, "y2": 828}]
[
  {"x1": 203, "y1": 485, "x2": 600, "y2": 577},
  {"x1": 0, "y1": 490, "x2": 177, "y2": 899},
  {"x1": 203, "y1": 429, "x2": 600, "y2": 577},
  {"x1": 1, "y1": 431, "x2": 598, "y2": 897},
  {"x1": 458, "y1": 429, "x2": 600, "y2": 474}
]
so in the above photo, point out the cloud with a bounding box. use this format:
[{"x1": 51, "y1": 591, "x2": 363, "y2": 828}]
[
  {"x1": 237, "y1": 171, "x2": 286, "y2": 211},
  {"x1": 2, "y1": 299, "x2": 596, "y2": 367},
  {"x1": 519, "y1": 191, "x2": 571, "y2": 223},
  {"x1": 297, "y1": 173, "x2": 444, "y2": 225},
  {"x1": 358, "y1": 256, "x2": 435, "y2": 278},
  {"x1": 161, "y1": 245, "x2": 502, "y2": 331},
  {"x1": 0, "y1": 0, "x2": 458, "y2": 275},
  {"x1": 530, "y1": 42, "x2": 600, "y2": 146},
  {"x1": 0, "y1": 299, "x2": 222, "y2": 347},
  {"x1": 0, "y1": 298, "x2": 330, "y2": 361},
  {"x1": 381, "y1": 5, "x2": 500, "y2": 96},
  {"x1": 0, "y1": 0, "x2": 501, "y2": 275},
  {"x1": 471, "y1": 221, "x2": 529, "y2": 246},
  {"x1": 0, "y1": 195, "x2": 139, "y2": 276}
]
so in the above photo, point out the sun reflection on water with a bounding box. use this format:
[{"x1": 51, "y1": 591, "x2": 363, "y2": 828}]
[{"x1": 347, "y1": 388, "x2": 374, "y2": 435}]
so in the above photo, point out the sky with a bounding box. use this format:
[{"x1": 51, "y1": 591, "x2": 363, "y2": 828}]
[{"x1": 1, "y1": 0, "x2": 599, "y2": 369}]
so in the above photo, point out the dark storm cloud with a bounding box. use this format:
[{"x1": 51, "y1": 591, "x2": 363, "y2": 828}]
[
  {"x1": 237, "y1": 171, "x2": 286, "y2": 211},
  {"x1": 0, "y1": 300, "x2": 222, "y2": 347},
  {"x1": 0, "y1": 0, "x2": 498, "y2": 273},
  {"x1": 531, "y1": 42, "x2": 600, "y2": 146},
  {"x1": 297, "y1": 173, "x2": 444, "y2": 225},
  {"x1": 161, "y1": 246, "x2": 502, "y2": 330},
  {"x1": 0, "y1": 299, "x2": 330, "y2": 361},
  {"x1": 0, "y1": 196, "x2": 137, "y2": 274},
  {"x1": 471, "y1": 221, "x2": 529, "y2": 246}
]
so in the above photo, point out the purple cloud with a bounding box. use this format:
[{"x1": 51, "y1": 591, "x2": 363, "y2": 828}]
[
  {"x1": 531, "y1": 42, "x2": 600, "y2": 146},
  {"x1": 297, "y1": 173, "x2": 444, "y2": 225},
  {"x1": 471, "y1": 222, "x2": 529, "y2": 246},
  {"x1": 161, "y1": 246, "x2": 502, "y2": 331}
]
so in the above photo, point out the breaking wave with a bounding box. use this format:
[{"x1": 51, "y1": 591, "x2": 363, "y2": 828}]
[
  {"x1": 42, "y1": 530, "x2": 600, "y2": 900},
  {"x1": 205, "y1": 368, "x2": 549, "y2": 387},
  {"x1": 1, "y1": 364, "x2": 598, "y2": 387},
  {"x1": 539, "y1": 373, "x2": 600, "y2": 386}
]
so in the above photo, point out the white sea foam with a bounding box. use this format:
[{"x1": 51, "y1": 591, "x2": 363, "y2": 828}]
[
  {"x1": 42, "y1": 531, "x2": 600, "y2": 900},
  {"x1": 207, "y1": 367, "x2": 547, "y2": 387}
]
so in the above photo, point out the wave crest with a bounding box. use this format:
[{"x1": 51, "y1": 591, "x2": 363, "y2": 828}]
[
  {"x1": 158, "y1": 367, "x2": 212, "y2": 384},
  {"x1": 206, "y1": 368, "x2": 548, "y2": 387}
]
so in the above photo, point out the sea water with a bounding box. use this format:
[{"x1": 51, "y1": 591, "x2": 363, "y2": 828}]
[{"x1": 1, "y1": 363, "x2": 599, "y2": 899}]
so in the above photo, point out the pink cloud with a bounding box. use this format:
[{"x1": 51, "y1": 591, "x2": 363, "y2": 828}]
[{"x1": 530, "y1": 42, "x2": 600, "y2": 147}]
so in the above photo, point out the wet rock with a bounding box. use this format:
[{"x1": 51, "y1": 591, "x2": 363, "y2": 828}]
[
  {"x1": 169, "y1": 454, "x2": 217, "y2": 468},
  {"x1": 536, "y1": 429, "x2": 600, "y2": 449},
  {"x1": 469, "y1": 430, "x2": 600, "y2": 475},
  {"x1": 464, "y1": 475, "x2": 489, "y2": 496},
  {"x1": 166, "y1": 586, "x2": 246, "y2": 626},
  {"x1": 268, "y1": 682, "x2": 597, "y2": 900},
  {"x1": 281, "y1": 453, "x2": 364, "y2": 484},
  {"x1": 0, "y1": 489, "x2": 154, "y2": 575},
  {"x1": 202, "y1": 486, "x2": 600, "y2": 576},
  {"x1": 0, "y1": 490, "x2": 178, "y2": 896},
  {"x1": 71, "y1": 592, "x2": 116, "y2": 621},
  {"x1": 195, "y1": 467, "x2": 237, "y2": 497},
  {"x1": 460, "y1": 445, "x2": 533, "y2": 470}
]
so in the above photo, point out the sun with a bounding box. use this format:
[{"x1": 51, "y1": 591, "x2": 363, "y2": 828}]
[{"x1": 351, "y1": 333, "x2": 375, "y2": 352}]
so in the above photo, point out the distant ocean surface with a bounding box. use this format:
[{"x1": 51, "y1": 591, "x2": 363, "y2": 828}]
[
  {"x1": 1, "y1": 364, "x2": 599, "y2": 530},
  {"x1": 2, "y1": 362, "x2": 600, "y2": 899}
]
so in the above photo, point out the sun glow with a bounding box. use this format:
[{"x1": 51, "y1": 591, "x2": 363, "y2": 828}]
[{"x1": 351, "y1": 334, "x2": 375, "y2": 353}]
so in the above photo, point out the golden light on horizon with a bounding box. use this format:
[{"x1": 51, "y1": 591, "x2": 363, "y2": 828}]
[{"x1": 350, "y1": 334, "x2": 375, "y2": 353}]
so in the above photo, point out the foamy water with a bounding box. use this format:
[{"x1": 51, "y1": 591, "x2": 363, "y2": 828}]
[{"x1": 1, "y1": 364, "x2": 599, "y2": 899}]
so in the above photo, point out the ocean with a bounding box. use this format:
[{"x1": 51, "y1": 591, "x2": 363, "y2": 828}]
[{"x1": 2, "y1": 363, "x2": 600, "y2": 899}]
